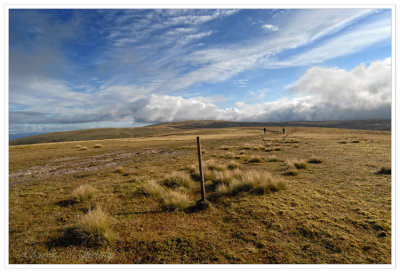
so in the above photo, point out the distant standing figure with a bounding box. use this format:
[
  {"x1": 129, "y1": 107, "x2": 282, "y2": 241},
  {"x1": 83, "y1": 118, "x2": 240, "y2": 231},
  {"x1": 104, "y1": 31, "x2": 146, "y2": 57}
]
[
  {"x1": 282, "y1": 128, "x2": 285, "y2": 134},
  {"x1": 263, "y1": 128, "x2": 266, "y2": 134}
]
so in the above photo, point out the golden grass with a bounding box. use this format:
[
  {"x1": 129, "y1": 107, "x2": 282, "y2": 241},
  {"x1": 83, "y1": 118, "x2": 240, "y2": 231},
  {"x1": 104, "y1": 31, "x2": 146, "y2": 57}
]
[
  {"x1": 93, "y1": 144, "x2": 103, "y2": 148},
  {"x1": 248, "y1": 156, "x2": 262, "y2": 163},
  {"x1": 164, "y1": 171, "x2": 193, "y2": 188},
  {"x1": 215, "y1": 170, "x2": 286, "y2": 196},
  {"x1": 79, "y1": 146, "x2": 89, "y2": 151},
  {"x1": 76, "y1": 208, "x2": 116, "y2": 245},
  {"x1": 286, "y1": 159, "x2": 307, "y2": 169},
  {"x1": 227, "y1": 160, "x2": 241, "y2": 170},
  {"x1": 142, "y1": 180, "x2": 164, "y2": 197},
  {"x1": 267, "y1": 156, "x2": 282, "y2": 162},
  {"x1": 72, "y1": 184, "x2": 96, "y2": 202},
  {"x1": 205, "y1": 159, "x2": 226, "y2": 171},
  {"x1": 75, "y1": 145, "x2": 82, "y2": 149},
  {"x1": 114, "y1": 166, "x2": 125, "y2": 174},
  {"x1": 8, "y1": 125, "x2": 391, "y2": 264},
  {"x1": 159, "y1": 190, "x2": 193, "y2": 211}
]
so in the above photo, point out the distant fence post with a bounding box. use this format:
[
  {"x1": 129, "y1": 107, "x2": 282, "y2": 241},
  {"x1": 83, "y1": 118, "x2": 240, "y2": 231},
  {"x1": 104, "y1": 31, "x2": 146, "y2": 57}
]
[{"x1": 196, "y1": 136, "x2": 206, "y2": 202}]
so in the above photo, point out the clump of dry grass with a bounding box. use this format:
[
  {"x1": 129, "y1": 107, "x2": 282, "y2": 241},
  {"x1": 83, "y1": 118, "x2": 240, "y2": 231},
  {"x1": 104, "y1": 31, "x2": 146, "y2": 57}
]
[
  {"x1": 142, "y1": 180, "x2": 164, "y2": 197},
  {"x1": 267, "y1": 156, "x2": 282, "y2": 162},
  {"x1": 286, "y1": 159, "x2": 307, "y2": 169},
  {"x1": 227, "y1": 161, "x2": 241, "y2": 170},
  {"x1": 205, "y1": 160, "x2": 226, "y2": 172},
  {"x1": 75, "y1": 145, "x2": 82, "y2": 149},
  {"x1": 215, "y1": 170, "x2": 286, "y2": 196},
  {"x1": 213, "y1": 170, "x2": 235, "y2": 185},
  {"x1": 203, "y1": 168, "x2": 216, "y2": 181},
  {"x1": 159, "y1": 190, "x2": 193, "y2": 211},
  {"x1": 72, "y1": 184, "x2": 96, "y2": 202},
  {"x1": 223, "y1": 152, "x2": 235, "y2": 158},
  {"x1": 76, "y1": 208, "x2": 116, "y2": 245},
  {"x1": 79, "y1": 146, "x2": 89, "y2": 151},
  {"x1": 164, "y1": 171, "x2": 193, "y2": 188},
  {"x1": 114, "y1": 167, "x2": 125, "y2": 174},
  {"x1": 93, "y1": 144, "x2": 103, "y2": 148},
  {"x1": 187, "y1": 164, "x2": 197, "y2": 174},
  {"x1": 248, "y1": 156, "x2": 262, "y2": 163},
  {"x1": 218, "y1": 145, "x2": 230, "y2": 150},
  {"x1": 308, "y1": 156, "x2": 323, "y2": 164}
]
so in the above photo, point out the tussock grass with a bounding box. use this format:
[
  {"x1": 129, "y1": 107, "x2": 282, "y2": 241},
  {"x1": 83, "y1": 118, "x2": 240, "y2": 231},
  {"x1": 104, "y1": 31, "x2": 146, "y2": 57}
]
[
  {"x1": 215, "y1": 170, "x2": 286, "y2": 196},
  {"x1": 213, "y1": 170, "x2": 235, "y2": 185},
  {"x1": 205, "y1": 159, "x2": 226, "y2": 171},
  {"x1": 308, "y1": 156, "x2": 323, "y2": 164},
  {"x1": 75, "y1": 145, "x2": 82, "y2": 149},
  {"x1": 72, "y1": 184, "x2": 96, "y2": 202},
  {"x1": 248, "y1": 156, "x2": 262, "y2": 163},
  {"x1": 187, "y1": 164, "x2": 197, "y2": 174},
  {"x1": 239, "y1": 144, "x2": 252, "y2": 150},
  {"x1": 218, "y1": 145, "x2": 230, "y2": 150},
  {"x1": 79, "y1": 146, "x2": 89, "y2": 151},
  {"x1": 223, "y1": 152, "x2": 235, "y2": 158},
  {"x1": 93, "y1": 144, "x2": 103, "y2": 148},
  {"x1": 114, "y1": 167, "x2": 125, "y2": 174},
  {"x1": 227, "y1": 161, "x2": 241, "y2": 170},
  {"x1": 164, "y1": 171, "x2": 193, "y2": 188},
  {"x1": 142, "y1": 180, "x2": 164, "y2": 197},
  {"x1": 283, "y1": 170, "x2": 298, "y2": 176},
  {"x1": 267, "y1": 156, "x2": 282, "y2": 162},
  {"x1": 286, "y1": 159, "x2": 307, "y2": 169},
  {"x1": 159, "y1": 190, "x2": 193, "y2": 211},
  {"x1": 76, "y1": 208, "x2": 116, "y2": 245}
]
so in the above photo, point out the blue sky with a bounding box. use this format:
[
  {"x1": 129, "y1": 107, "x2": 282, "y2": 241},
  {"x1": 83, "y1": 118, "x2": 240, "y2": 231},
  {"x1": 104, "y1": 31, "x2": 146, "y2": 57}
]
[{"x1": 9, "y1": 8, "x2": 392, "y2": 134}]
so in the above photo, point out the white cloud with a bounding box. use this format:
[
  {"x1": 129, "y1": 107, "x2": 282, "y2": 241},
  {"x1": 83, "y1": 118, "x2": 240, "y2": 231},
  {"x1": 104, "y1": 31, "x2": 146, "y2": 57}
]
[
  {"x1": 177, "y1": 9, "x2": 384, "y2": 92},
  {"x1": 129, "y1": 94, "x2": 239, "y2": 123},
  {"x1": 9, "y1": 59, "x2": 391, "y2": 133},
  {"x1": 126, "y1": 59, "x2": 391, "y2": 123},
  {"x1": 262, "y1": 24, "x2": 279, "y2": 31}
]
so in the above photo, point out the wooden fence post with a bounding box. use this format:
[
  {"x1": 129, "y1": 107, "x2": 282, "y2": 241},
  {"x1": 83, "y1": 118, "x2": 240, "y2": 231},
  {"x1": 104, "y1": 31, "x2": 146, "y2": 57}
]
[{"x1": 197, "y1": 136, "x2": 206, "y2": 202}]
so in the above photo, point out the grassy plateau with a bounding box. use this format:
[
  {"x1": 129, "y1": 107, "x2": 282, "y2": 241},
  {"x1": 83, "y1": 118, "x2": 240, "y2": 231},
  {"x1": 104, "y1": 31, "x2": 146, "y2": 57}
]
[{"x1": 9, "y1": 122, "x2": 391, "y2": 264}]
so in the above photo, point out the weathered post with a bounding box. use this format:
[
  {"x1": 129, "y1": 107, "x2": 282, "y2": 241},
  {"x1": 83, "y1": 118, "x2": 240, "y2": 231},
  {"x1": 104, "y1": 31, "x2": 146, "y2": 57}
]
[{"x1": 196, "y1": 136, "x2": 206, "y2": 202}]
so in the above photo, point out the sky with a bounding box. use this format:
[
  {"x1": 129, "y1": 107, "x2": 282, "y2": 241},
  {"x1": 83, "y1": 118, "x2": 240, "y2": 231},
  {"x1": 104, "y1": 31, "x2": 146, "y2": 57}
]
[{"x1": 9, "y1": 8, "x2": 392, "y2": 135}]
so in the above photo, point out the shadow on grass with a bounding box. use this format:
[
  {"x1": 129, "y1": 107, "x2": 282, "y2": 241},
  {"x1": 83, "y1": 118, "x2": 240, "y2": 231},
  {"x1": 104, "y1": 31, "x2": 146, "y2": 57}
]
[
  {"x1": 47, "y1": 227, "x2": 84, "y2": 248},
  {"x1": 55, "y1": 199, "x2": 77, "y2": 207},
  {"x1": 376, "y1": 167, "x2": 391, "y2": 175}
]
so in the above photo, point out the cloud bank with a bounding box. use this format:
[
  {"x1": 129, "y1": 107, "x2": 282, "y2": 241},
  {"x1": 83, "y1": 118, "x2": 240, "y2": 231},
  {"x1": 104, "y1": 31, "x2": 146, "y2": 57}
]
[{"x1": 10, "y1": 58, "x2": 391, "y2": 134}]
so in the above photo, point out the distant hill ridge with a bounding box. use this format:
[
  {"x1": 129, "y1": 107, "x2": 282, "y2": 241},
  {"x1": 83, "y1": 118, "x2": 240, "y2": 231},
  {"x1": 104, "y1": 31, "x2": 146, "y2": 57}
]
[{"x1": 9, "y1": 119, "x2": 391, "y2": 145}]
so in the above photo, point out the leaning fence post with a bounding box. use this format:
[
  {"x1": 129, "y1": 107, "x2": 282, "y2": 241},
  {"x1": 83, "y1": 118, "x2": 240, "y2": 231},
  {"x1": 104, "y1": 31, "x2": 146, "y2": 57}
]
[{"x1": 196, "y1": 136, "x2": 206, "y2": 202}]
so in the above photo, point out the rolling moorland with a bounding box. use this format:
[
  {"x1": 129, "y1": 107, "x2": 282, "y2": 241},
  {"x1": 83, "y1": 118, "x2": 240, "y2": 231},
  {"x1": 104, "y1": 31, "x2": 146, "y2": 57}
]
[{"x1": 9, "y1": 120, "x2": 391, "y2": 263}]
